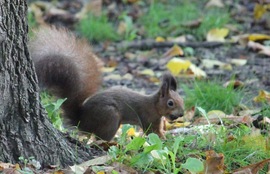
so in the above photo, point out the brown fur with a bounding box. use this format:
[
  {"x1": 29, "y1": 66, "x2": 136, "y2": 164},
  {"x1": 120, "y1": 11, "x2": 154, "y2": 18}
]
[
  {"x1": 80, "y1": 72, "x2": 184, "y2": 141},
  {"x1": 30, "y1": 27, "x2": 184, "y2": 141},
  {"x1": 30, "y1": 26, "x2": 103, "y2": 124}
]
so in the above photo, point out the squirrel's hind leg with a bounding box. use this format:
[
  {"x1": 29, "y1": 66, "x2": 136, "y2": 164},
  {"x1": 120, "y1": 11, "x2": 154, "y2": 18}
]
[{"x1": 80, "y1": 105, "x2": 121, "y2": 141}]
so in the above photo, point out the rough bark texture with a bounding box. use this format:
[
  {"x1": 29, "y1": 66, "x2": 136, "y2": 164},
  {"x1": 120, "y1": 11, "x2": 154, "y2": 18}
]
[{"x1": 0, "y1": 0, "x2": 100, "y2": 167}]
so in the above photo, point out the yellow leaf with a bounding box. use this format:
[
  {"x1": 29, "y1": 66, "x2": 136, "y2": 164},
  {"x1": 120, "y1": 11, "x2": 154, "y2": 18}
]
[
  {"x1": 102, "y1": 67, "x2": 115, "y2": 73},
  {"x1": 248, "y1": 34, "x2": 270, "y2": 41},
  {"x1": 139, "y1": 69, "x2": 155, "y2": 76},
  {"x1": 97, "y1": 171, "x2": 105, "y2": 174},
  {"x1": 189, "y1": 64, "x2": 207, "y2": 78},
  {"x1": 254, "y1": 3, "x2": 267, "y2": 20},
  {"x1": 127, "y1": 127, "x2": 136, "y2": 136},
  {"x1": 206, "y1": 28, "x2": 229, "y2": 42},
  {"x1": 253, "y1": 90, "x2": 270, "y2": 103},
  {"x1": 155, "y1": 36, "x2": 165, "y2": 42},
  {"x1": 162, "y1": 45, "x2": 184, "y2": 58},
  {"x1": 15, "y1": 163, "x2": 20, "y2": 170},
  {"x1": 166, "y1": 58, "x2": 191, "y2": 75},
  {"x1": 165, "y1": 121, "x2": 191, "y2": 130}
]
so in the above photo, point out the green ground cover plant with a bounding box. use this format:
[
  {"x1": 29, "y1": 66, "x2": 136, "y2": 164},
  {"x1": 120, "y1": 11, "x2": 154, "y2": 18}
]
[
  {"x1": 40, "y1": 93, "x2": 65, "y2": 131},
  {"x1": 106, "y1": 121, "x2": 269, "y2": 173}
]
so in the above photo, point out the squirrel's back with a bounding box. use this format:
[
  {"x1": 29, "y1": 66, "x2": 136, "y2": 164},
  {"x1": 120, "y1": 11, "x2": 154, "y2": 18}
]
[{"x1": 30, "y1": 26, "x2": 103, "y2": 124}]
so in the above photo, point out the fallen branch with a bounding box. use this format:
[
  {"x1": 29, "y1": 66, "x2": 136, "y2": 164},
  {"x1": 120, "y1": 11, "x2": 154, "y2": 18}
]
[{"x1": 117, "y1": 40, "x2": 235, "y2": 50}]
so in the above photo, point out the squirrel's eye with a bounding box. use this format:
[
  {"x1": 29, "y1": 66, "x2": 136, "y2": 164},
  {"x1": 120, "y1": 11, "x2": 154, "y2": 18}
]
[{"x1": 167, "y1": 99, "x2": 174, "y2": 107}]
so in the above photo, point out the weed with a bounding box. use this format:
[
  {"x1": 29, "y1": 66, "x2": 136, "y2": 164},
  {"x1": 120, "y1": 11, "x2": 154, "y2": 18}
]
[
  {"x1": 183, "y1": 80, "x2": 244, "y2": 114},
  {"x1": 27, "y1": 11, "x2": 37, "y2": 37},
  {"x1": 77, "y1": 13, "x2": 119, "y2": 42},
  {"x1": 40, "y1": 92, "x2": 65, "y2": 131},
  {"x1": 18, "y1": 156, "x2": 41, "y2": 174},
  {"x1": 118, "y1": 13, "x2": 138, "y2": 41}
]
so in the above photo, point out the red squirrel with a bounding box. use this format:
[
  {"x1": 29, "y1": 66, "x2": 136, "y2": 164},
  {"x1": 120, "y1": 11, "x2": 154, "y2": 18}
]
[{"x1": 30, "y1": 26, "x2": 185, "y2": 141}]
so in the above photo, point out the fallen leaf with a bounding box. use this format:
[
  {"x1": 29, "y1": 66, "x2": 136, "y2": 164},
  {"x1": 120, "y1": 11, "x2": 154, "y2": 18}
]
[
  {"x1": 188, "y1": 64, "x2": 207, "y2": 78},
  {"x1": 248, "y1": 34, "x2": 270, "y2": 41},
  {"x1": 181, "y1": 18, "x2": 202, "y2": 28},
  {"x1": 79, "y1": 155, "x2": 111, "y2": 167},
  {"x1": 102, "y1": 67, "x2": 115, "y2": 73},
  {"x1": 203, "y1": 150, "x2": 225, "y2": 174},
  {"x1": 253, "y1": 90, "x2": 270, "y2": 104},
  {"x1": 139, "y1": 69, "x2": 155, "y2": 77},
  {"x1": 247, "y1": 41, "x2": 270, "y2": 56},
  {"x1": 202, "y1": 59, "x2": 231, "y2": 70},
  {"x1": 223, "y1": 80, "x2": 244, "y2": 89},
  {"x1": 254, "y1": 3, "x2": 267, "y2": 20},
  {"x1": 112, "y1": 162, "x2": 139, "y2": 173},
  {"x1": 230, "y1": 59, "x2": 247, "y2": 66},
  {"x1": 165, "y1": 121, "x2": 191, "y2": 130},
  {"x1": 205, "y1": 0, "x2": 224, "y2": 8},
  {"x1": 75, "y1": 0, "x2": 102, "y2": 19},
  {"x1": 155, "y1": 36, "x2": 165, "y2": 42},
  {"x1": 103, "y1": 74, "x2": 122, "y2": 81},
  {"x1": 193, "y1": 115, "x2": 254, "y2": 125},
  {"x1": 117, "y1": 21, "x2": 127, "y2": 35},
  {"x1": 207, "y1": 110, "x2": 226, "y2": 119},
  {"x1": 232, "y1": 158, "x2": 270, "y2": 174},
  {"x1": 166, "y1": 58, "x2": 191, "y2": 75},
  {"x1": 206, "y1": 28, "x2": 229, "y2": 42},
  {"x1": 162, "y1": 45, "x2": 184, "y2": 58},
  {"x1": 167, "y1": 35, "x2": 186, "y2": 43},
  {"x1": 29, "y1": 2, "x2": 51, "y2": 25}
]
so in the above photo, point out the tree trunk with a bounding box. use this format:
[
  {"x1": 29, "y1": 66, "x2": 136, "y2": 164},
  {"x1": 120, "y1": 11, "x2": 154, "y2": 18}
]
[{"x1": 0, "y1": 0, "x2": 100, "y2": 167}]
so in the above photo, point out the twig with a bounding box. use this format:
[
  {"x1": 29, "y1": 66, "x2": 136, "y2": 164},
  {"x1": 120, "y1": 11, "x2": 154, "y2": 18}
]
[{"x1": 117, "y1": 39, "x2": 235, "y2": 50}]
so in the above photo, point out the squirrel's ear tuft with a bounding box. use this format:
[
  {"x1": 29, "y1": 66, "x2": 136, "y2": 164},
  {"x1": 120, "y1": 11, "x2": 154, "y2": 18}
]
[{"x1": 162, "y1": 71, "x2": 177, "y2": 91}]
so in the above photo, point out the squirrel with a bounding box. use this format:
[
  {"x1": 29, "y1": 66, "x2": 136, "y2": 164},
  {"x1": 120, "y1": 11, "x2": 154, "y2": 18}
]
[{"x1": 30, "y1": 26, "x2": 185, "y2": 141}]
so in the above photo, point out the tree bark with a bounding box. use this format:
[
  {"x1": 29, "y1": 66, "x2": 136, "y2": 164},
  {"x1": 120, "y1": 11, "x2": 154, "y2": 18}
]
[{"x1": 0, "y1": 0, "x2": 101, "y2": 167}]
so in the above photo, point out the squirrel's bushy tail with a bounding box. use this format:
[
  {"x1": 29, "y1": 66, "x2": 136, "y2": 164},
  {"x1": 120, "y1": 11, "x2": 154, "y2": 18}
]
[{"x1": 30, "y1": 26, "x2": 103, "y2": 125}]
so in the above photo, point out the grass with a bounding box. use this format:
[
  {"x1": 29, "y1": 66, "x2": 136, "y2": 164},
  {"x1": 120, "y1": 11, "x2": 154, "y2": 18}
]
[
  {"x1": 76, "y1": 13, "x2": 119, "y2": 42},
  {"x1": 182, "y1": 80, "x2": 244, "y2": 114},
  {"x1": 139, "y1": 0, "x2": 231, "y2": 40}
]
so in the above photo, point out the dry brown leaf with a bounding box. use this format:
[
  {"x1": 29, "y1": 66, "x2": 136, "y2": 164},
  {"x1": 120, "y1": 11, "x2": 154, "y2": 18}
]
[
  {"x1": 232, "y1": 158, "x2": 270, "y2": 174},
  {"x1": 248, "y1": 41, "x2": 270, "y2": 56},
  {"x1": 29, "y1": 2, "x2": 51, "y2": 25},
  {"x1": 253, "y1": 90, "x2": 270, "y2": 104},
  {"x1": 76, "y1": 0, "x2": 102, "y2": 19},
  {"x1": 202, "y1": 150, "x2": 225, "y2": 174},
  {"x1": 193, "y1": 115, "x2": 254, "y2": 125},
  {"x1": 162, "y1": 45, "x2": 184, "y2": 58},
  {"x1": 181, "y1": 18, "x2": 202, "y2": 28},
  {"x1": 223, "y1": 80, "x2": 244, "y2": 89},
  {"x1": 112, "y1": 162, "x2": 138, "y2": 174}
]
